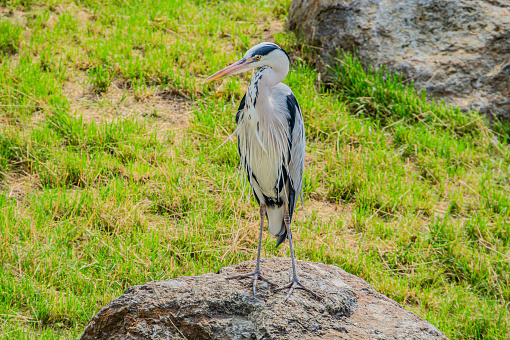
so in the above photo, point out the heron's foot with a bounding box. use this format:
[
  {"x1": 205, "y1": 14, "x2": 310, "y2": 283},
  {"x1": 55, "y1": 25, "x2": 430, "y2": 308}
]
[
  {"x1": 226, "y1": 270, "x2": 277, "y2": 297},
  {"x1": 274, "y1": 278, "x2": 322, "y2": 302}
]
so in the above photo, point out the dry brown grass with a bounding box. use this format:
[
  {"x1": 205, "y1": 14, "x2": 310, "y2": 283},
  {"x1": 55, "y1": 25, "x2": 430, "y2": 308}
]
[{"x1": 63, "y1": 73, "x2": 192, "y2": 139}]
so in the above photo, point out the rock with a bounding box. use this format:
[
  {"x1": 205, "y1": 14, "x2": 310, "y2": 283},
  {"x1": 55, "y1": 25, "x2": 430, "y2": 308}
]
[
  {"x1": 288, "y1": 0, "x2": 510, "y2": 121},
  {"x1": 81, "y1": 258, "x2": 447, "y2": 339}
]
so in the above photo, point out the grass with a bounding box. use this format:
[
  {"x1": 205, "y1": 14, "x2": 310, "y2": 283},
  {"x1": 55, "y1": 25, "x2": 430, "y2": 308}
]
[
  {"x1": 0, "y1": 0, "x2": 508, "y2": 339},
  {"x1": 0, "y1": 18, "x2": 22, "y2": 56}
]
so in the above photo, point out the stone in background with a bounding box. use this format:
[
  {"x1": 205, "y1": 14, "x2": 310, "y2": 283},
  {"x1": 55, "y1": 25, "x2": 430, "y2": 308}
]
[{"x1": 288, "y1": 0, "x2": 510, "y2": 122}]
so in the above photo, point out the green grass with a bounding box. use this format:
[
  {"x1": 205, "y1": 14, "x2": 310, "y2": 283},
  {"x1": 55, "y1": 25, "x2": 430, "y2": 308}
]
[
  {"x1": 0, "y1": 20, "x2": 21, "y2": 57},
  {"x1": 0, "y1": 0, "x2": 509, "y2": 339}
]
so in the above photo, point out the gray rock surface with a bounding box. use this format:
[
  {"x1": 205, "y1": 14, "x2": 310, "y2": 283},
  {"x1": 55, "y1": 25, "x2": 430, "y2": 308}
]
[
  {"x1": 81, "y1": 258, "x2": 447, "y2": 339},
  {"x1": 288, "y1": 0, "x2": 510, "y2": 121}
]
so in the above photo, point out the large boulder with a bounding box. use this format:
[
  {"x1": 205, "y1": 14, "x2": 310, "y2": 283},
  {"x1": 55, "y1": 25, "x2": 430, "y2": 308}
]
[
  {"x1": 81, "y1": 258, "x2": 447, "y2": 339},
  {"x1": 288, "y1": 0, "x2": 510, "y2": 121}
]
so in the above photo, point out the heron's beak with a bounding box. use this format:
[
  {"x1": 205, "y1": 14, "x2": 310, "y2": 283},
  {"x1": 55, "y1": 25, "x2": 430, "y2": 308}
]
[{"x1": 203, "y1": 58, "x2": 250, "y2": 83}]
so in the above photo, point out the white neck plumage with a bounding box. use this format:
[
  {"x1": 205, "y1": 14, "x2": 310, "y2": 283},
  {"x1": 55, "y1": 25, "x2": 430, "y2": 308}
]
[
  {"x1": 259, "y1": 60, "x2": 289, "y2": 90},
  {"x1": 247, "y1": 59, "x2": 289, "y2": 109}
]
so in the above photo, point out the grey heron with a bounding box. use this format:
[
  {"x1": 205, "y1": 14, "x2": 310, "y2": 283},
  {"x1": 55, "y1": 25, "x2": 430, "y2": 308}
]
[{"x1": 204, "y1": 42, "x2": 319, "y2": 301}]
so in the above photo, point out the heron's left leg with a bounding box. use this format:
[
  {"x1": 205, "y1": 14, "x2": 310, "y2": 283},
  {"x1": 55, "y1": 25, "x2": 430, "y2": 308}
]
[
  {"x1": 274, "y1": 202, "x2": 321, "y2": 302},
  {"x1": 226, "y1": 204, "x2": 277, "y2": 296}
]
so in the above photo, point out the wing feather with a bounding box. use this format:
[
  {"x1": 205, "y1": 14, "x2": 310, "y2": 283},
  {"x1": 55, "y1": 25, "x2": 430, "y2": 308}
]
[
  {"x1": 286, "y1": 93, "x2": 305, "y2": 220},
  {"x1": 236, "y1": 93, "x2": 246, "y2": 125}
]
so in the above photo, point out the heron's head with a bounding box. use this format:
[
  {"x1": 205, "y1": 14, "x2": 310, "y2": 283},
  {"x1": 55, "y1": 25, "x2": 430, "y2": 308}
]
[{"x1": 203, "y1": 42, "x2": 290, "y2": 83}]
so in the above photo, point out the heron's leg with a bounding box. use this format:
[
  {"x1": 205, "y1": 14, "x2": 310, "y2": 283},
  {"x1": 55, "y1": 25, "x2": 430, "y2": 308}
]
[
  {"x1": 226, "y1": 204, "x2": 277, "y2": 296},
  {"x1": 274, "y1": 203, "x2": 321, "y2": 302},
  {"x1": 254, "y1": 203, "x2": 266, "y2": 273}
]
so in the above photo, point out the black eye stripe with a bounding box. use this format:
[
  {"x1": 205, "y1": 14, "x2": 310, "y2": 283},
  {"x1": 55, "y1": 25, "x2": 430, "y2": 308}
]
[
  {"x1": 250, "y1": 44, "x2": 290, "y2": 63},
  {"x1": 251, "y1": 45, "x2": 277, "y2": 57}
]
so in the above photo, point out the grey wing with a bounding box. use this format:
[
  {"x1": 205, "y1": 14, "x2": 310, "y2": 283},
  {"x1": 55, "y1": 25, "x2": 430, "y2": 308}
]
[
  {"x1": 236, "y1": 93, "x2": 247, "y2": 168},
  {"x1": 270, "y1": 88, "x2": 305, "y2": 248},
  {"x1": 286, "y1": 92, "x2": 305, "y2": 220},
  {"x1": 235, "y1": 93, "x2": 246, "y2": 125}
]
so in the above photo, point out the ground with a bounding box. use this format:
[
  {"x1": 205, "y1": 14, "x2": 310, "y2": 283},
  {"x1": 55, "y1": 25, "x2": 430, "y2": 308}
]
[{"x1": 0, "y1": 1, "x2": 508, "y2": 339}]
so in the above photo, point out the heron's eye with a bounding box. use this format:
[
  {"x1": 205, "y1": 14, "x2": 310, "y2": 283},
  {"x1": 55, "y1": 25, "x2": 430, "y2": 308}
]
[{"x1": 256, "y1": 55, "x2": 261, "y2": 60}]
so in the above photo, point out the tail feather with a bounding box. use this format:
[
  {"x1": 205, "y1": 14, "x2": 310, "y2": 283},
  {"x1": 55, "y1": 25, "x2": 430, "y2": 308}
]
[
  {"x1": 266, "y1": 205, "x2": 289, "y2": 247},
  {"x1": 275, "y1": 226, "x2": 288, "y2": 248},
  {"x1": 267, "y1": 205, "x2": 285, "y2": 236}
]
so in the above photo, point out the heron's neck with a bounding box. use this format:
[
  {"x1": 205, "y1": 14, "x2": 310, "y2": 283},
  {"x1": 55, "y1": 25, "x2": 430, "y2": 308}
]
[
  {"x1": 246, "y1": 64, "x2": 288, "y2": 110},
  {"x1": 258, "y1": 63, "x2": 288, "y2": 90}
]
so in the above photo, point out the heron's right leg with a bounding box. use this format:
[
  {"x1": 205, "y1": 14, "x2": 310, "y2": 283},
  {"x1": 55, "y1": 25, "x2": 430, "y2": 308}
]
[
  {"x1": 274, "y1": 202, "x2": 321, "y2": 302},
  {"x1": 226, "y1": 204, "x2": 277, "y2": 296}
]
